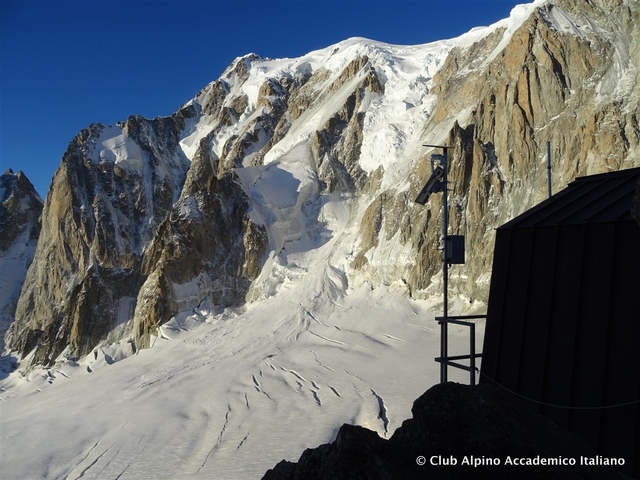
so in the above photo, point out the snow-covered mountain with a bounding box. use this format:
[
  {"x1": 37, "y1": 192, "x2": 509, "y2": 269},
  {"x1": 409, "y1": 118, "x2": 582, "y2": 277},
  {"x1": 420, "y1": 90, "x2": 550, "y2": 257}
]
[{"x1": 1, "y1": 0, "x2": 639, "y2": 478}]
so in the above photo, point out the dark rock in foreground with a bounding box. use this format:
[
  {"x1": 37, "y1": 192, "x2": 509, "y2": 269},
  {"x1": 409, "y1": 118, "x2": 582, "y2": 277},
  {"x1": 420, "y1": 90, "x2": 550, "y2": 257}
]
[{"x1": 263, "y1": 382, "x2": 624, "y2": 480}]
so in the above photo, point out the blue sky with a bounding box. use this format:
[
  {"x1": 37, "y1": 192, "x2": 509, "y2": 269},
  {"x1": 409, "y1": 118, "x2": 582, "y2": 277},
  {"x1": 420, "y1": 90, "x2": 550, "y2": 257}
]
[{"x1": 1, "y1": 0, "x2": 522, "y2": 198}]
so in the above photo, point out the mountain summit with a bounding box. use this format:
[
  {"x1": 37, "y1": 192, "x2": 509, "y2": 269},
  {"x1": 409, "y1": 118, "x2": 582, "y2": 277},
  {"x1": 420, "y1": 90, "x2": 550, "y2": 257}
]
[{"x1": 1, "y1": 0, "x2": 638, "y2": 478}]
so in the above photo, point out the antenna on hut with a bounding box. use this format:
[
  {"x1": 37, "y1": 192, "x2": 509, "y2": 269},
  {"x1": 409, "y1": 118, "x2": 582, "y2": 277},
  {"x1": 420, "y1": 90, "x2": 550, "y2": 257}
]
[{"x1": 415, "y1": 144, "x2": 472, "y2": 384}]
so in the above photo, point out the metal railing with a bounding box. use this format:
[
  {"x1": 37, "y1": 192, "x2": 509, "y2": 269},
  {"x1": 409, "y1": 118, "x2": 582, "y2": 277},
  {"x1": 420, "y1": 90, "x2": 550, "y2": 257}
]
[{"x1": 434, "y1": 315, "x2": 486, "y2": 385}]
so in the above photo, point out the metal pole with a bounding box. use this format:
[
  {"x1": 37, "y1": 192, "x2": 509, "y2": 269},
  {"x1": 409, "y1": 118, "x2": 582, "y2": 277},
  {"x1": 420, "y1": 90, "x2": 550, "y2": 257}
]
[
  {"x1": 470, "y1": 323, "x2": 476, "y2": 385},
  {"x1": 423, "y1": 143, "x2": 451, "y2": 385},
  {"x1": 441, "y1": 147, "x2": 448, "y2": 384},
  {"x1": 547, "y1": 141, "x2": 552, "y2": 198}
]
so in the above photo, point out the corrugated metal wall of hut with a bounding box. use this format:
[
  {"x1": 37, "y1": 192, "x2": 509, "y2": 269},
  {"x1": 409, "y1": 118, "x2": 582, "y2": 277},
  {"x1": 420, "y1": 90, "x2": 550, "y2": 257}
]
[{"x1": 481, "y1": 169, "x2": 640, "y2": 478}]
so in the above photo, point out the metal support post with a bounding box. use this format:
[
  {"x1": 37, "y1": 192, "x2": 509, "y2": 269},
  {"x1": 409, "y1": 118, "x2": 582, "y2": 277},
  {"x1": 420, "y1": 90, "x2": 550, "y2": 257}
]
[
  {"x1": 417, "y1": 144, "x2": 482, "y2": 386},
  {"x1": 547, "y1": 141, "x2": 552, "y2": 198},
  {"x1": 441, "y1": 147, "x2": 448, "y2": 383}
]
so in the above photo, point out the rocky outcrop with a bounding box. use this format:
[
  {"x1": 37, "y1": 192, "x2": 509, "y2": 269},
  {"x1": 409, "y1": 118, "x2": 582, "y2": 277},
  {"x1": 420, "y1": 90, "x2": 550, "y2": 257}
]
[
  {"x1": 311, "y1": 57, "x2": 384, "y2": 192},
  {"x1": 132, "y1": 135, "x2": 268, "y2": 348},
  {"x1": 0, "y1": 170, "x2": 42, "y2": 252},
  {"x1": 8, "y1": 111, "x2": 194, "y2": 365},
  {"x1": 0, "y1": 170, "x2": 43, "y2": 352},
  {"x1": 263, "y1": 383, "x2": 624, "y2": 480}
]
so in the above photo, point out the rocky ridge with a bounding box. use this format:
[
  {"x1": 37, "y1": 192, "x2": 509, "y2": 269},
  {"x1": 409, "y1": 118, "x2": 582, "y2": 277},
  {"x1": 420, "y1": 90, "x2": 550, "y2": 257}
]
[
  {"x1": 3, "y1": 0, "x2": 639, "y2": 366},
  {"x1": 0, "y1": 170, "x2": 43, "y2": 357}
]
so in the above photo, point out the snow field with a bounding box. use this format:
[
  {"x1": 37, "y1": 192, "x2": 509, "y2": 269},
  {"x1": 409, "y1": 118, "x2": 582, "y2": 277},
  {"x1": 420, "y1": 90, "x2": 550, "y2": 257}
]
[{"x1": 0, "y1": 280, "x2": 482, "y2": 479}]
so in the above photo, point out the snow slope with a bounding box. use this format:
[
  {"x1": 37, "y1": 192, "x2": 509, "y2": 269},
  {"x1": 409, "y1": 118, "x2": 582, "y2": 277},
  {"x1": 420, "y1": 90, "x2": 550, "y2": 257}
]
[{"x1": 0, "y1": 229, "x2": 37, "y2": 343}]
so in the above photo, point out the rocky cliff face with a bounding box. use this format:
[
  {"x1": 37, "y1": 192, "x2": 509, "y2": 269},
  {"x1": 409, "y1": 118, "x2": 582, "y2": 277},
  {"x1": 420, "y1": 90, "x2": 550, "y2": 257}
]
[
  {"x1": 133, "y1": 136, "x2": 269, "y2": 349},
  {"x1": 7, "y1": 109, "x2": 267, "y2": 364},
  {"x1": 4, "y1": 0, "x2": 640, "y2": 367},
  {"x1": 8, "y1": 114, "x2": 190, "y2": 364},
  {"x1": 0, "y1": 170, "x2": 42, "y2": 355}
]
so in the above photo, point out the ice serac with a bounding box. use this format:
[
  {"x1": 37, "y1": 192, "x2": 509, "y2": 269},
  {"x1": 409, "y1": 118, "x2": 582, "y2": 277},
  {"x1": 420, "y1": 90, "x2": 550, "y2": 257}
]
[{"x1": 0, "y1": 170, "x2": 43, "y2": 352}]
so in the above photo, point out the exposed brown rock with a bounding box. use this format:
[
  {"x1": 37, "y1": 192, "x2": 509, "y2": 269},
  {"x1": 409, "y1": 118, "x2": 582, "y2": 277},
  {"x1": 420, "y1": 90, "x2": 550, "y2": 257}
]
[
  {"x1": 311, "y1": 57, "x2": 383, "y2": 192},
  {"x1": 9, "y1": 114, "x2": 190, "y2": 364},
  {"x1": 133, "y1": 138, "x2": 268, "y2": 348}
]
